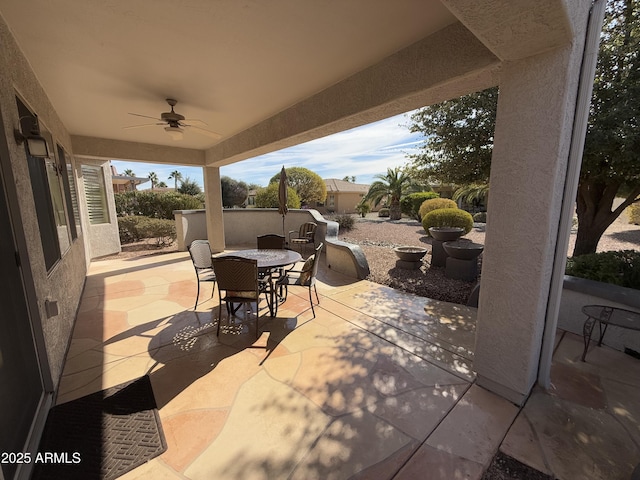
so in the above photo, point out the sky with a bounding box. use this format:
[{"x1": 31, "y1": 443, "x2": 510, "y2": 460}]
[{"x1": 111, "y1": 110, "x2": 424, "y2": 189}]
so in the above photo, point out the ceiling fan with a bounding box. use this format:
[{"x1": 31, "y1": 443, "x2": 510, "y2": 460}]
[{"x1": 124, "y1": 98, "x2": 221, "y2": 141}]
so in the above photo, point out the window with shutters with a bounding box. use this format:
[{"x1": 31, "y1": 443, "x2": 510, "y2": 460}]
[{"x1": 81, "y1": 165, "x2": 110, "y2": 224}]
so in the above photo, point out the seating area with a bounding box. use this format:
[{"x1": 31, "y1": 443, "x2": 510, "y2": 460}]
[{"x1": 58, "y1": 250, "x2": 639, "y2": 480}]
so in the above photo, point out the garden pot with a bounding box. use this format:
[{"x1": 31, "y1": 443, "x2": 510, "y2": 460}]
[
  {"x1": 428, "y1": 227, "x2": 464, "y2": 242},
  {"x1": 394, "y1": 246, "x2": 428, "y2": 262},
  {"x1": 442, "y1": 240, "x2": 484, "y2": 260}
]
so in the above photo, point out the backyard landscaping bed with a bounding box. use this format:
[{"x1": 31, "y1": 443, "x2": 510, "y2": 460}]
[{"x1": 339, "y1": 212, "x2": 640, "y2": 306}]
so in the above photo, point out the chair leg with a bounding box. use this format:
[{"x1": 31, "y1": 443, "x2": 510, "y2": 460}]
[
  {"x1": 195, "y1": 281, "x2": 201, "y2": 309},
  {"x1": 308, "y1": 287, "x2": 315, "y2": 318},
  {"x1": 216, "y1": 302, "x2": 222, "y2": 336},
  {"x1": 313, "y1": 284, "x2": 320, "y2": 304}
]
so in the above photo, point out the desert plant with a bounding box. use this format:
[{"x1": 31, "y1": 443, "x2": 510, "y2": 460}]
[
  {"x1": 333, "y1": 213, "x2": 355, "y2": 231},
  {"x1": 422, "y1": 208, "x2": 473, "y2": 235},
  {"x1": 378, "y1": 208, "x2": 390, "y2": 218},
  {"x1": 137, "y1": 218, "x2": 176, "y2": 246},
  {"x1": 566, "y1": 250, "x2": 640, "y2": 290},
  {"x1": 473, "y1": 211, "x2": 487, "y2": 223},
  {"x1": 418, "y1": 198, "x2": 458, "y2": 219},
  {"x1": 355, "y1": 202, "x2": 371, "y2": 218},
  {"x1": 401, "y1": 191, "x2": 440, "y2": 220},
  {"x1": 117, "y1": 215, "x2": 149, "y2": 243},
  {"x1": 363, "y1": 167, "x2": 420, "y2": 220},
  {"x1": 628, "y1": 203, "x2": 640, "y2": 225}
]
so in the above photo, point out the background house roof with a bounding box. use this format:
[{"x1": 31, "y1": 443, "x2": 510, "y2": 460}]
[{"x1": 324, "y1": 178, "x2": 369, "y2": 193}]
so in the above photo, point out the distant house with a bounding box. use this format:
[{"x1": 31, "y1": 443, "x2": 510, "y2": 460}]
[
  {"x1": 314, "y1": 178, "x2": 371, "y2": 214},
  {"x1": 110, "y1": 166, "x2": 149, "y2": 193}
]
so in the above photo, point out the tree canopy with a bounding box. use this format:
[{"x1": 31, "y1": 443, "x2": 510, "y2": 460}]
[
  {"x1": 363, "y1": 167, "x2": 421, "y2": 220},
  {"x1": 406, "y1": 0, "x2": 640, "y2": 256},
  {"x1": 407, "y1": 86, "x2": 497, "y2": 185},
  {"x1": 255, "y1": 183, "x2": 301, "y2": 209},
  {"x1": 221, "y1": 176, "x2": 249, "y2": 208},
  {"x1": 177, "y1": 177, "x2": 202, "y2": 196},
  {"x1": 269, "y1": 167, "x2": 326, "y2": 206}
]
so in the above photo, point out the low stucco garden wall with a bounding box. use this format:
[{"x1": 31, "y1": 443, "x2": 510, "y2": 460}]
[
  {"x1": 174, "y1": 208, "x2": 370, "y2": 280},
  {"x1": 558, "y1": 275, "x2": 640, "y2": 355}
]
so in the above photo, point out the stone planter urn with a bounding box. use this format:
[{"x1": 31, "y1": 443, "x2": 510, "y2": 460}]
[
  {"x1": 393, "y1": 246, "x2": 428, "y2": 270},
  {"x1": 442, "y1": 240, "x2": 484, "y2": 281}
]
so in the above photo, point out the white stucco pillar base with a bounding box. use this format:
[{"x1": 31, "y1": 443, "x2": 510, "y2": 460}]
[
  {"x1": 473, "y1": 2, "x2": 591, "y2": 406},
  {"x1": 203, "y1": 166, "x2": 225, "y2": 253}
]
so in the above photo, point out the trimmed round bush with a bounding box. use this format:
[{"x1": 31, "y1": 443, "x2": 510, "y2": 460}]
[
  {"x1": 422, "y1": 208, "x2": 474, "y2": 235},
  {"x1": 378, "y1": 208, "x2": 390, "y2": 217},
  {"x1": 400, "y1": 192, "x2": 440, "y2": 220},
  {"x1": 418, "y1": 198, "x2": 458, "y2": 220}
]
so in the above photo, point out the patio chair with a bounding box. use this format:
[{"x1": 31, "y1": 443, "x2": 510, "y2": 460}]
[
  {"x1": 276, "y1": 243, "x2": 323, "y2": 318},
  {"x1": 288, "y1": 222, "x2": 317, "y2": 256},
  {"x1": 257, "y1": 234, "x2": 285, "y2": 249},
  {"x1": 211, "y1": 256, "x2": 273, "y2": 338},
  {"x1": 187, "y1": 240, "x2": 216, "y2": 309}
]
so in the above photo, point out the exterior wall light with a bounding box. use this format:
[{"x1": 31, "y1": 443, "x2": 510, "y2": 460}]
[{"x1": 15, "y1": 115, "x2": 50, "y2": 157}]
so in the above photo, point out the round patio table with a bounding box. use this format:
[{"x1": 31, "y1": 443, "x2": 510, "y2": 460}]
[
  {"x1": 213, "y1": 249, "x2": 302, "y2": 316},
  {"x1": 214, "y1": 249, "x2": 301, "y2": 269},
  {"x1": 581, "y1": 304, "x2": 640, "y2": 362}
]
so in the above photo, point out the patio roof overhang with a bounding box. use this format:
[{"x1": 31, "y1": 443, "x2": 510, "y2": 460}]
[{"x1": 0, "y1": 0, "x2": 572, "y2": 167}]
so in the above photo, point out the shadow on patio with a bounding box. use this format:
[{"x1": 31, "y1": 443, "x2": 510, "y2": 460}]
[{"x1": 55, "y1": 251, "x2": 639, "y2": 479}]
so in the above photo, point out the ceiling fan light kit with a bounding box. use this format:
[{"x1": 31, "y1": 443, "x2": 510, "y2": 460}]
[
  {"x1": 125, "y1": 98, "x2": 221, "y2": 141},
  {"x1": 164, "y1": 126, "x2": 184, "y2": 140}
]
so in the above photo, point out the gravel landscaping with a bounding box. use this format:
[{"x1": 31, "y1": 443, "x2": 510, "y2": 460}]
[{"x1": 339, "y1": 212, "x2": 640, "y2": 306}]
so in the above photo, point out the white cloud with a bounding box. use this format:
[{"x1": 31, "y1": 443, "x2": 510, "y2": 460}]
[{"x1": 113, "y1": 109, "x2": 424, "y2": 188}]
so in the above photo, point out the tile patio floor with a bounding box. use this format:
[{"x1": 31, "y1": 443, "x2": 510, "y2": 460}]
[{"x1": 57, "y1": 251, "x2": 640, "y2": 479}]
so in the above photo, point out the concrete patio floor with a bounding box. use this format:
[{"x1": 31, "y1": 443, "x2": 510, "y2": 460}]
[{"x1": 56, "y1": 251, "x2": 639, "y2": 479}]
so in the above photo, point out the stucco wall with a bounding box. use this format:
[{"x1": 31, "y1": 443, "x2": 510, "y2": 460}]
[{"x1": 0, "y1": 15, "x2": 88, "y2": 387}]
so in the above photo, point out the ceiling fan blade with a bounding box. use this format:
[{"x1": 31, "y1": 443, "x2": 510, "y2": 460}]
[
  {"x1": 128, "y1": 113, "x2": 162, "y2": 121},
  {"x1": 123, "y1": 123, "x2": 164, "y2": 130},
  {"x1": 186, "y1": 125, "x2": 222, "y2": 139},
  {"x1": 183, "y1": 118, "x2": 208, "y2": 126}
]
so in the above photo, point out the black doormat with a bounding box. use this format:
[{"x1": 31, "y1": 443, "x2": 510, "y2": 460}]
[{"x1": 32, "y1": 376, "x2": 166, "y2": 480}]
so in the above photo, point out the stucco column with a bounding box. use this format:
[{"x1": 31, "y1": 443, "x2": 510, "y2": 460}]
[
  {"x1": 203, "y1": 166, "x2": 225, "y2": 253},
  {"x1": 473, "y1": 4, "x2": 591, "y2": 405}
]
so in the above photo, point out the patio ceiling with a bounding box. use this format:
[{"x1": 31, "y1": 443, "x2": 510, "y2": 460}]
[{"x1": 0, "y1": 0, "x2": 571, "y2": 167}]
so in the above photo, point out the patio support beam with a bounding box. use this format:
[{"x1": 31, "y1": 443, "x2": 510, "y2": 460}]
[
  {"x1": 204, "y1": 22, "x2": 500, "y2": 167},
  {"x1": 203, "y1": 166, "x2": 225, "y2": 253},
  {"x1": 70, "y1": 135, "x2": 206, "y2": 166},
  {"x1": 473, "y1": 0, "x2": 592, "y2": 405}
]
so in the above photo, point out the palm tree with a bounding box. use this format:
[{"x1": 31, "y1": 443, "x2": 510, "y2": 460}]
[
  {"x1": 148, "y1": 171, "x2": 159, "y2": 190},
  {"x1": 363, "y1": 167, "x2": 419, "y2": 220},
  {"x1": 123, "y1": 168, "x2": 135, "y2": 177},
  {"x1": 453, "y1": 183, "x2": 490, "y2": 206},
  {"x1": 168, "y1": 170, "x2": 183, "y2": 190}
]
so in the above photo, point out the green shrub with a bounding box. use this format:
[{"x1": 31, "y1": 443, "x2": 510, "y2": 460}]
[
  {"x1": 628, "y1": 203, "x2": 640, "y2": 225},
  {"x1": 566, "y1": 250, "x2": 640, "y2": 290},
  {"x1": 137, "y1": 218, "x2": 176, "y2": 246},
  {"x1": 333, "y1": 213, "x2": 355, "y2": 231},
  {"x1": 115, "y1": 191, "x2": 203, "y2": 219},
  {"x1": 473, "y1": 211, "x2": 487, "y2": 223},
  {"x1": 422, "y1": 208, "x2": 474, "y2": 235},
  {"x1": 401, "y1": 192, "x2": 440, "y2": 220},
  {"x1": 378, "y1": 208, "x2": 390, "y2": 217},
  {"x1": 117, "y1": 215, "x2": 176, "y2": 246},
  {"x1": 418, "y1": 198, "x2": 458, "y2": 220},
  {"x1": 117, "y1": 216, "x2": 148, "y2": 243}
]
